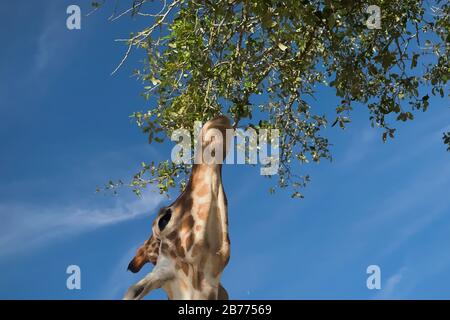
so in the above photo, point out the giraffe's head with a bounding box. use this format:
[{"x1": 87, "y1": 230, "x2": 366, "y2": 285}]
[{"x1": 124, "y1": 116, "x2": 232, "y2": 300}]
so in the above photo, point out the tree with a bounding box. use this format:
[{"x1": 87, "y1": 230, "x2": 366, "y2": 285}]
[{"x1": 94, "y1": 0, "x2": 449, "y2": 198}]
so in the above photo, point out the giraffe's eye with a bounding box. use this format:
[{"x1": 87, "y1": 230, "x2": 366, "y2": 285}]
[{"x1": 158, "y1": 209, "x2": 172, "y2": 231}]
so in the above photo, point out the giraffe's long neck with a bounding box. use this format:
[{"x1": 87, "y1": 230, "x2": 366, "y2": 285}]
[
  {"x1": 190, "y1": 163, "x2": 226, "y2": 253},
  {"x1": 192, "y1": 163, "x2": 223, "y2": 194},
  {"x1": 164, "y1": 163, "x2": 229, "y2": 300}
]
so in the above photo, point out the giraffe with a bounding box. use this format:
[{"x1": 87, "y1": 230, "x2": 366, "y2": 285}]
[{"x1": 124, "y1": 115, "x2": 232, "y2": 300}]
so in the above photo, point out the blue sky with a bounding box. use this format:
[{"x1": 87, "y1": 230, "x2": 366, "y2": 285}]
[{"x1": 0, "y1": 1, "x2": 449, "y2": 300}]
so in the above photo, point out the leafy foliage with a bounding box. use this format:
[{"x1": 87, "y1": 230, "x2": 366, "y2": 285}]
[
  {"x1": 95, "y1": 0, "x2": 449, "y2": 197},
  {"x1": 444, "y1": 131, "x2": 450, "y2": 151}
]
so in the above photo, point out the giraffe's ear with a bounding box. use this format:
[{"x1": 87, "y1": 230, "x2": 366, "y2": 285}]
[
  {"x1": 127, "y1": 245, "x2": 149, "y2": 273},
  {"x1": 196, "y1": 115, "x2": 232, "y2": 163}
]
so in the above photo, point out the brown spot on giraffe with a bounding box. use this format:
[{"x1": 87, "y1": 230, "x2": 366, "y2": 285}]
[
  {"x1": 179, "y1": 195, "x2": 193, "y2": 215},
  {"x1": 197, "y1": 204, "x2": 209, "y2": 220},
  {"x1": 160, "y1": 242, "x2": 169, "y2": 253},
  {"x1": 185, "y1": 232, "x2": 195, "y2": 252},
  {"x1": 167, "y1": 230, "x2": 178, "y2": 241},
  {"x1": 181, "y1": 214, "x2": 195, "y2": 232},
  {"x1": 192, "y1": 271, "x2": 204, "y2": 291},
  {"x1": 192, "y1": 167, "x2": 204, "y2": 186},
  {"x1": 191, "y1": 242, "x2": 204, "y2": 257},
  {"x1": 207, "y1": 290, "x2": 216, "y2": 300},
  {"x1": 180, "y1": 262, "x2": 189, "y2": 276},
  {"x1": 165, "y1": 286, "x2": 173, "y2": 300},
  {"x1": 218, "y1": 284, "x2": 229, "y2": 300},
  {"x1": 175, "y1": 237, "x2": 185, "y2": 258},
  {"x1": 196, "y1": 183, "x2": 209, "y2": 197}
]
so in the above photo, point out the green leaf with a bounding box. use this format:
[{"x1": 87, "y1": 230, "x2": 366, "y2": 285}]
[{"x1": 411, "y1": 53, "x2": 419, "y2": 69}]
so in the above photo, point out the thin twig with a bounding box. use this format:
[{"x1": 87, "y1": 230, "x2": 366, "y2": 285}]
[{"x1": 111, "y1": 0, "x2": 181, "y2": 75}]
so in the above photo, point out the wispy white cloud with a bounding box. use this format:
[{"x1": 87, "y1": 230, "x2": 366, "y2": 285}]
[
  {"x1": 0, "y1": 3, "x2": 83, "y2": 111},
  {"x1": 35, "y1": 3, "x2": 76, "y2": 71},
  {"x1": 34, "y1": 19, "x2": 60, "y2": 73},
  {"x1": 0, "y1": 191, "x2": 163, "y2": 257},
  {"x1": 102, "y1": 245, "x2": 139, "y2": 300},
  {"x1": 338, "y1": 125, "x2": 379, "y2": 166},
  {"x1": 25, "y1": 3, "x2": 81, "y2": 86},
  {"x1": 346, "y1": 120, "x2": 450, "y2": 298},
  {"x1": 374, "y1": 123, "x2": 450, "y2": 173},
  {"x1": 351, "y1": 114, "x2": 450, "y2": 246},
  {"x1": 375, "y1": 267, "x2": 407, "y2": 299},
  {"x1": 354, "y1": 161, "x2": 450, "y2": 233},
  {"x1": 374, "y1": 249, "x2": 450, "y2": 299}
]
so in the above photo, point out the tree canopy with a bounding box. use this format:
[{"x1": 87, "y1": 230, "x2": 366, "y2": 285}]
[{"x1": 94, "y1": 0, "x2": 449, "y2": 198}]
